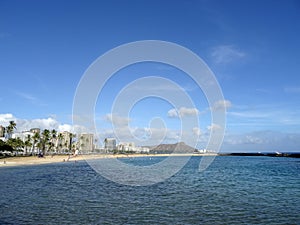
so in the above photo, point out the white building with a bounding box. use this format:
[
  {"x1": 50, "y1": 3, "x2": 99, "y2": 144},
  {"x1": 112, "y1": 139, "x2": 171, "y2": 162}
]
[
  {"x1": 135, "y1": 146, "x2": 150, "y2": 153},
  {"x1": 117, "y1": 142, "x2": 150, "y2": 153},
  {"x1": 0, "y1": 125, "x2": 5, "y2": 138},
  {"x1": 117, "y1": 142, "x2": 135, "y2": 152},
  {"x1": 56, "y1": 131, "x2": 74, "y2": 153},
  {"x1": 12, "y1": 131, "x2": 34, "y2": 141},
  {"x1": 78, "y1": 133, "x2": 94, "y2": 153},
  {"x1": 104, "y1": 138, "x2": 117, "y2": 152}
]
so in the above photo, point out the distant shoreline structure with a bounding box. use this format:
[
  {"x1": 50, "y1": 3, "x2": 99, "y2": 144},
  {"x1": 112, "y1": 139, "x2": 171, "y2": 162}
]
[{"x1": 220, "y1": 152, "x2": 300, "y2": 158}]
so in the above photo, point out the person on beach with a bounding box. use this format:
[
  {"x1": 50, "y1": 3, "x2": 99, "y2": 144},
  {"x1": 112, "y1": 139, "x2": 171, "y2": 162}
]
[
  {"x1": 38, "y1": 152, "x2": 44, "y2": 158},
  {"x1": 67, "y1": 149, "x2": 79, "y2": 161}
]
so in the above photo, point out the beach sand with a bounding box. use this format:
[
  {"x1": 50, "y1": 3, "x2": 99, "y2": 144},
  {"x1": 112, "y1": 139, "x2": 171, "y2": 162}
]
[{"x1": 0, "y1": 153, "x2": 217, "y2": 167}]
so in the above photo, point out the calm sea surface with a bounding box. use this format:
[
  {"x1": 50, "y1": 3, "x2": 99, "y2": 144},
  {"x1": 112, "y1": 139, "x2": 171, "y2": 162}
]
[{"x1": 0, "y1": 156, "x2": 299, "y2": 225}]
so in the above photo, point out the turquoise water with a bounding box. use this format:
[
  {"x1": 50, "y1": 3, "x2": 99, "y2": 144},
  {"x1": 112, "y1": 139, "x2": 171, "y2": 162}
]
[{"x1": 0, "y1": 156, "x2": 299, "y2": 224}]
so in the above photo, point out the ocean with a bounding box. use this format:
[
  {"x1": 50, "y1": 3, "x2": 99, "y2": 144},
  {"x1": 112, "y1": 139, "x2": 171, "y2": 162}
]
[{"x1": 0, "y1": 156, "x2": 299, "y2": 224}]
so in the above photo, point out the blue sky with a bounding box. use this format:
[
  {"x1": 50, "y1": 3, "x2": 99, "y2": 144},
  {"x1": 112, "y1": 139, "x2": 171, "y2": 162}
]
[{"x1": 0, "y1": 0, "x2": 300, "y2": 151}]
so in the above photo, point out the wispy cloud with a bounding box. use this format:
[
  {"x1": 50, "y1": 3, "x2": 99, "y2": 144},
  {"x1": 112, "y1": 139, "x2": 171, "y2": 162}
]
[
  {"x1": 211, "y1": 45, "x2": 246, "y2": 64},
  {"x1": 228, "y1": 111, "x2": 270, "y2": 119},
  {"x1": 16, "y1": 91, "x2": 37, "y2": 102},
  {"x1": 284, "y1": 86, "x2": 300, "y2": 94},
  {"x1": 255, "y1": 88, "x2": 273, "y2": 94},
  {"x1": 211, "y1": 100, "x2": 232, "y2": 111},
  {"x1": 227, "y1": 103, "x2": 300, "y2": 133},
  {"x1": 222, "y1": 131, "x2": 300, "y2": 152},
  {"x1": 207, "y1": 123, "x2": 222, "y2": 131},
  {"x1": 15, "y1": 91, "x2": 47, "y2": 106},
  {"x1": 131, "y1": 83, "x2": 185, "y2": 92},
  {"x1": 104, "y1": 114, "x2": 131, "y2": 127},
  {"x1": 168, "y1": 107, "x2": 199, "y2": 118}
]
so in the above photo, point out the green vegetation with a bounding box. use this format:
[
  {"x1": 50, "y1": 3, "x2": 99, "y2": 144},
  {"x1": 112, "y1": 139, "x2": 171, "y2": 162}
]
[{"x1": 0, "y1": 120, "x2": 75, "y2": 157}]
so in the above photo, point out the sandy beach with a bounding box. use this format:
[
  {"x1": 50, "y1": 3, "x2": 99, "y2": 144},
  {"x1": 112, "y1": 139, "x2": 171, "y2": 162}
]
[
  {"x1": 0, "y1": 153, "x2": 218, "y2": 167},
  {"x1": 0, "y1": 155, "x2": 84, "y2": 167}
]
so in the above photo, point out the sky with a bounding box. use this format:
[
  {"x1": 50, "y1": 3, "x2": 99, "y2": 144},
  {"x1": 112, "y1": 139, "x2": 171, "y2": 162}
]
[{"x1": 0, "y1": 0, "x2": 300, "y2": 152}]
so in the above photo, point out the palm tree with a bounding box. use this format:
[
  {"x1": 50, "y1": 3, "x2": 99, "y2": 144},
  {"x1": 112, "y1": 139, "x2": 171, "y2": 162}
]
[
  {"x1": 64, "y1": 141, "x2": 68, "y2": 153},
  {"x1": 69, "y1": 133, "x2": 75, "y2": 153},
  {"x1": 6, "y1": 137, "x2": 24, "y2": 155},
  {"x1": 41, "y1": 129, "x2": 50, "y2": 155},
  {"x1": 16, "y1": 137, "x2": 24, "y2": 154},
  {"x1": 80, "y1": 135, "x2": 85, "y2": 152},
  {"x1": 80, "y1": 143, "x2": 85, "y2": 152},
  {"x1": 24, "y1": 134, "x2": 32, "y2": 155},
  {"x1": 57, "y1": 133, "x2": 63, "y2": 154},
  {"x1": 50, "y1": 129, "x2": 57, "y2": 154},
  {"x1": 6, "y1": 120, "x2": 16, "y2": 139},
  {"x1": 32, "y1": 132, "x2": 40, "y2": 155}
]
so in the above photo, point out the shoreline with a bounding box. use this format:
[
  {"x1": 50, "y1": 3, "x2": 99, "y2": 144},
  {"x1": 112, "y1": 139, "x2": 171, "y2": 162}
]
[
  {"x1": 0, "y1": 153, "x2": 218, "y2": 168},
  {"x1": 1, "y1": 152, "x2": 299, "y2": 168}
]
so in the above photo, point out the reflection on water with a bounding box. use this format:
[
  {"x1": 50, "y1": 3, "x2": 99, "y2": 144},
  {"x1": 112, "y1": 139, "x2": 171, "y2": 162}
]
[{"x1": 0, "y1": 156, "x2": 299, "y2": 224}]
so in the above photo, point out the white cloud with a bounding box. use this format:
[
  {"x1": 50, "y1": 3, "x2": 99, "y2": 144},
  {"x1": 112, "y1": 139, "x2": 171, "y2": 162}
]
[
  {"x1": 244, "y1": 135, "x2": 263, "y2": 144},
  {"x1": 168, "y1": 107, "x2": 199, "y2": 118},
  {"x1": 211, "y1": 100, "x2": 232, "y2": 111},
  {"x1": 167, "y1": 109, "x2": 178, "y2": 117},
  {"x1": 132, "y1": 127, "x2": 169, "y2": 142},
  {"x1": 97, "y1": 126, "x2": 180, "y2": 146},
  {"x1": 207, "y1": 123, "x2": 222, "y2": 131},
  {"x1": 192, "y1": 127, "x2": 202, "y2": 136},
  {"x1": 105, "y1": 114, "x2": 131, "y2": 127},
  {"x1": 58, "y1": 124, "x2": 73, "y2": 132},
  {"x1": 0, "y1": 113, "x2": 83, "y2": 133},
  {"x1": 0, "y1": 113, "x2": 16, "y2": 125},
  {"x1": 17, "y1": 117, "x2": 59, "y2": 131},
  {"x1": 211, "y1": 45, "x2": 245, "y2": 64},
  {"x1": 222, "y1": 131, "x2": 300, "y2": 152}
]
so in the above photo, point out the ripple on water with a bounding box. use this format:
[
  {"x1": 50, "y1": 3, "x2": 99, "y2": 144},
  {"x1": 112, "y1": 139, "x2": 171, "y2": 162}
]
[{"x1": 0, "y1": 156, "x2": 299, "y2": 224}]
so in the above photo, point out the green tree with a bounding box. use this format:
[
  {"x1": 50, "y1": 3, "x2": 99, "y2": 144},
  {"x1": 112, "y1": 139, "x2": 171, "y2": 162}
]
[
  {"x1": 69, "y1": 133, "x2": 75, "y2": 153},
  {"x1": 6, "y1": 120, "x2": 16, "y2": 139},
  {"x1": 24, "y1": 134, "x2": 32, "y2": 155},
  {"x1": 6, "y1": 137, "x2": 24, "y2": 154},
  {"x1": 40, "y1": 129, "x2": 50, "y2": 155},
  {"x1": 57, "y1": 133, "x2": 63, "y2": 154},
  {"x1": 32, "y1": 132, "x2": 40, "y2": 155},
  {"x1": 64, "y1": 141, "x2": 68, "y2": 152},
  {"x1": 49, "y1": 129, "x2": 57, "y2": 154},
  {"x1": 0, "y1": 139, "x2": 13, "y2": 153}
]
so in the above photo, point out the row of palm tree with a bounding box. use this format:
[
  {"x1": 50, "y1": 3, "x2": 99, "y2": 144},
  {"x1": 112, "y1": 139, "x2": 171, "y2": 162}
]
[
  {"x1": 1, "y1": 121, "x2": 76, "y2": 156},
  {"x1": 30, "y1": 129, "x2": 76, "y2": 155},
  {"x1": 5, "y1": 120, "x2": 17, "y2": 139}
]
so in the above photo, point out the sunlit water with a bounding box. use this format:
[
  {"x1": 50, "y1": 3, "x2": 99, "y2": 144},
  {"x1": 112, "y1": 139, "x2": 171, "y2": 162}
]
[{"x1": 0, "y1": 156, "x2": 299, "y2": 224}]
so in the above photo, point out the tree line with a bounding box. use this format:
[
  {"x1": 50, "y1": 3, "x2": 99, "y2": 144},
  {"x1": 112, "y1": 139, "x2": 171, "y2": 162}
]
[{"x1": 0, "y1": 121, "x2": 76, "y2": 156}]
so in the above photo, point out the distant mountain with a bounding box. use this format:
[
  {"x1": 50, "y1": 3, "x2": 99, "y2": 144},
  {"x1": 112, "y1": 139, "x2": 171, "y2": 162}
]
[{"x1": 148, "y1": 142, "x2": 197, "y2": 154}]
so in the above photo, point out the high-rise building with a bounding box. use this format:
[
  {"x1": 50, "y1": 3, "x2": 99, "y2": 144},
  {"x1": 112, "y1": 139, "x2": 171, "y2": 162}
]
[
  {"x1": 117, "y1": 142, "x2": 135, "y2": 152},
  {"x1": 78, "y1": 133, "x2": 94, "y2": 153},
  {"x1": 0, "y1": 125, "x2": 5, "y2": 137},
  {"x1": 104, "y1": 138, "x2": 116, "y2": 151},
  {"x1": 56, "y1": 131, "x2": 73, "y2": 153},
  {"x1": 30, "y1": 128, "x2": 40, "y2": 134},
  {"x1": 12, "y1": 131, "x2": 34, "y2": 142}
]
